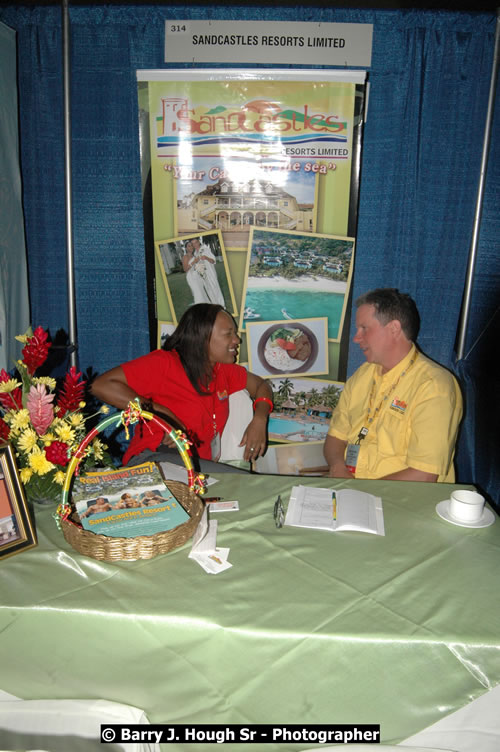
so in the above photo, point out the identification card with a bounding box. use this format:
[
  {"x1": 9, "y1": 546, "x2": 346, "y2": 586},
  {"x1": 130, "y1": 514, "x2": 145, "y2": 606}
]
[
  {"x1": 209, "y1": 500, "x2": 239, "y2": 512},
  {"x1": 345, "y1": 443, "x2": 361, "y2": 474},
  {"x1": 211, "y1": 432, "x2": 221, "y2": 462}
]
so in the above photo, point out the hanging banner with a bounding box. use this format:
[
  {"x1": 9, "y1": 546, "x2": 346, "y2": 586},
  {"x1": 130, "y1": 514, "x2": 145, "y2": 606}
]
[{"x1": 137, "y1": 69, "x2": 365, "y2": 383}]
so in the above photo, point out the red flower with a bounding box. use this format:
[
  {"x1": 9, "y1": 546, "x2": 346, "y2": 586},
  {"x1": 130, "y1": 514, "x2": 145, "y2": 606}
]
[
  {"x1": 44, "y1": 440, "x2": 70, "y2": 467},
  {"x1": 0, "y1": 369, "x2": 23, "y2": 411},
  {"x1": 0, "y1": 417, "x2": 10, "y2": 441},
  {"x1": 22, "y1": 326, "x2": 51, "y2": 375},
  {"x1": 56, "y1": 366, "x2": 86, "y2": 417}
]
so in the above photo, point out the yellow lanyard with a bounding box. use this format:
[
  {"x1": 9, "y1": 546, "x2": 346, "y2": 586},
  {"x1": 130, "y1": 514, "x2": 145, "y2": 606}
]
[{"x1": 356, "y1": 352, "x2": 418, "y2": 444}]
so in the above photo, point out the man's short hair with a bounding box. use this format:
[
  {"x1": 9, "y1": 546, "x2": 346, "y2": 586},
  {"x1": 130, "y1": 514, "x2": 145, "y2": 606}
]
[{"x1": 355, "y1": 288, "x2": 420, "y2": 342}]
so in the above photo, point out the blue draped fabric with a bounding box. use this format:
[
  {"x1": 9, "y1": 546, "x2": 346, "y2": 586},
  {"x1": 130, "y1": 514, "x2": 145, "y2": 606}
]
[{"x1": 0, "y1": 5, "x2": 498, "y2": 504}]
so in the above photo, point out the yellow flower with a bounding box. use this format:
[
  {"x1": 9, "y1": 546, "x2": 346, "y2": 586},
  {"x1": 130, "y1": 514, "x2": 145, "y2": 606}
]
[
  {"x1": 17, "y1": 428, "x2": 40, "y2": 453},
  {"x1": 20, "y1": 467, "x2": 33, "y2": 484},
  {"x1": 69, "y1": 413, "x2": 85, "y2": 427},
  {"x1": 100, "y1": 405, "x2": 110, "y2": 414},
  {"x1": 79, "y1": 401, "x2": 86, "y2": 409},
  {"x1": 91, "y1": 438, "x2": 107, "y2": 461},
  {"x1": 54, "y1": 470, "x2": 66, "y2": 485},
  {"x1": 7, "y1": 409, "x2": 30, "y2": 432},
  {"x1": 54, "y1": 423, "x2": 75, "y2": 444},
  {"x1": 33, "y1": 376, "x2": 57, "y2": 390},
  {"x1": 42, "y1": 433, "x2": 56, "y2": 444},
  {"x1": 0, "y1": 378, "x2": 21, "y2": 393},
  {"x1": 28, "y1": 448, "x2": 54, "y2": 475}
]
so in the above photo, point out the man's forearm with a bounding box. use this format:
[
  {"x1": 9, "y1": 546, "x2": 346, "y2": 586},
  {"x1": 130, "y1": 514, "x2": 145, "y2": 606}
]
[
  {"x1": 324, "y1": 434, "x2": 353, "y2": 478},
  {"x1": 381, "y1": 467, "x2": 438, "y2": 482}
]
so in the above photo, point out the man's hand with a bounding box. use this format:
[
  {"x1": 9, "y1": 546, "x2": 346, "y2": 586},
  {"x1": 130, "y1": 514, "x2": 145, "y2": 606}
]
[
  {"x1": 324, "y1": 434, "x2": 354, "y2": 478},
  {"x1": 326, "y1": 463, "x2": 355, "y2": 479}
]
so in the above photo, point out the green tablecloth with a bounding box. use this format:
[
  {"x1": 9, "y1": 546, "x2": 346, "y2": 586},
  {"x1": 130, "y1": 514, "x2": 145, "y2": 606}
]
[{"x1": 1, "y1": 474, "x2": 499, "y2": 751}]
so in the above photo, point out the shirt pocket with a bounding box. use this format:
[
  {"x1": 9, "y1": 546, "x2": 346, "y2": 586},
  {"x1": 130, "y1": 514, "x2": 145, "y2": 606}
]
[{"x1": 377, "y1": 407, "x2": 409, "y2": 459}]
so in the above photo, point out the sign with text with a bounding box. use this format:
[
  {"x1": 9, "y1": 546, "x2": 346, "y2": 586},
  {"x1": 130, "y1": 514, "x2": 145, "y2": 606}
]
[{"x1": 164, "y1": 20, "x2": 372, "y2": 67}]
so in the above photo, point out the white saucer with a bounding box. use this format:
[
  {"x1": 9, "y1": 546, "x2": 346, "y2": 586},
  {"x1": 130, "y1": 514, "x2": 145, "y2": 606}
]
[{"x1": 436, "y1": 500, "x2": 496, "y2": 528}]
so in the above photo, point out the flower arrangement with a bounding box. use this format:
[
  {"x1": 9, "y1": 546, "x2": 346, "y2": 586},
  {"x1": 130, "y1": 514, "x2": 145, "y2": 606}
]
[
  {"x1": 193, "y1": 258, "x2": 207, "y2": 279},
  {"x1": 0, "y1": 327, "x2": 110, "y2": 504}
]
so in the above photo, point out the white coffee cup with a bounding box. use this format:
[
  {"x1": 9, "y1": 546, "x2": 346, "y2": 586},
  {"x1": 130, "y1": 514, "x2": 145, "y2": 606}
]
[{"x1": 449, "y1": 489, "x2": 485, "y2": 523}]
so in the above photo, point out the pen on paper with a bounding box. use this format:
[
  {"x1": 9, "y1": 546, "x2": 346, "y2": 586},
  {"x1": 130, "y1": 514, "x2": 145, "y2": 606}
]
[{"x1": 332, "y1": 491, "x2": 337, "y2": 520}]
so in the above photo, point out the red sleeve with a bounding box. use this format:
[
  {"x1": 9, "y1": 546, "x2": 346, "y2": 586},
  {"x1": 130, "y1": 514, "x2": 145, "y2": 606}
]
[
  {"x1": 218, "y1": 363, "x2": 247, "y2": 395},
  {"x1": 121, "y1": 350, "x2": 170, "y2": 397}
]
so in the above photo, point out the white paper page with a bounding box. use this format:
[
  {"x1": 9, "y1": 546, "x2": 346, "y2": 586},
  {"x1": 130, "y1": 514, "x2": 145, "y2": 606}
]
[
  {"x1": 285, "y1": 486, "x2": 335, "y2": 531},
  {"x1": 189, "y1": 505, "x2": 208, "y2": 549},
  {"x1": 191, "y1": 547, "x2": 233, "y2": 574},
  {"x1": 335, "y1": 489, "x2": 385, "y2": 535},
  {"x1": 189, "y1": 512, "x2": 218, "y2": 556}
]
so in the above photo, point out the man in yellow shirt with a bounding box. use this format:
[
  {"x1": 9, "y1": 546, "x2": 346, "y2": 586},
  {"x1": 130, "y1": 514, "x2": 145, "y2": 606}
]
[{"x1": 324, "y1": 288, "x2": 463, "y2": 482}]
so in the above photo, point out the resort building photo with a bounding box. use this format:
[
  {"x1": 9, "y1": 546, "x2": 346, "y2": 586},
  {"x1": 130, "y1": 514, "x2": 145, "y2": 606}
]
[{"x1": 177, "y1": 177, "x2": 314, "y2": 235}]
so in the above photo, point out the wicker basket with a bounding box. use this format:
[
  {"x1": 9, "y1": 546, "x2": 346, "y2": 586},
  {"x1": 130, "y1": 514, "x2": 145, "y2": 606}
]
[
  {"x1": 61, "y1": 479, "x2": 203, "y2": 561},
  {"x1": 58, "y1": 403, "x2": 206, "y2": 561}
]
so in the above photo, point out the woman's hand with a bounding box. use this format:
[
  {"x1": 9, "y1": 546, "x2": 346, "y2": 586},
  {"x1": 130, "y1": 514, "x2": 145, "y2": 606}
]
[
  {"x1": 240, "y1": 372, "x2": 273, "y2": 462},
  {"x1": 157, "y1": 412, "x2": 187, "y2": 449},
  {"x1": 239, "y1": 414, "x2": 268, "y2": 462},
  {"x1": 160, "y1": 433, "x2": 179, "y2": 449}
]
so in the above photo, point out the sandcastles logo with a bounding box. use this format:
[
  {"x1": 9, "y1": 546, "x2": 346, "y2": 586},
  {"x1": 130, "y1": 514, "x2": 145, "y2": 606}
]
[{"x1": 156, "y1": 98, "x2": 348, "y2": 152}]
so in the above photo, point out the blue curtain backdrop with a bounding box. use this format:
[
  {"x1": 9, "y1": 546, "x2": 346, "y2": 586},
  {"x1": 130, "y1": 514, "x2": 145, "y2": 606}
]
[{"x1": 1, "y1": 5, "x2": 498, "y2": 503}]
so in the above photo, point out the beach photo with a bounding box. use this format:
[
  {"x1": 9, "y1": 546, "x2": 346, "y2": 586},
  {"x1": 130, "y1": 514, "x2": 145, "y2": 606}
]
[
  {"x1": 239, "y1": 227, "x2": 355, "y2": 341},
  {"x1": 247, "y1": 317, "x2": 328, "y2": 379},
  {"x1": 155, "y1": 230, "x2": 237, "y2": 324},
  {"x1": 267, "y1": 376, "x2": 344, "y2": 443}
]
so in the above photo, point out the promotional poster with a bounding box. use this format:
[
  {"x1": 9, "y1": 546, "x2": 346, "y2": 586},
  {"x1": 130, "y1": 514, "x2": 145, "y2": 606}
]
[{"x1": 137, "y1": 70, "x2": 365, "y2": 382}]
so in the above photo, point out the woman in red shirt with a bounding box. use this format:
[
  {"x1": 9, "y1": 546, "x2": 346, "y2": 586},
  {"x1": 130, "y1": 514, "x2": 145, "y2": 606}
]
[{"x1": 91, "y1": 304, "x2": 273, "y2": 470}]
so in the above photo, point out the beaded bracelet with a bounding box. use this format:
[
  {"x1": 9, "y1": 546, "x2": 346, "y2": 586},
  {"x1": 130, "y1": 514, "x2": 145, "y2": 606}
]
[{"x1": 253, "y1": 396, "x2": 274, "y2": 412}]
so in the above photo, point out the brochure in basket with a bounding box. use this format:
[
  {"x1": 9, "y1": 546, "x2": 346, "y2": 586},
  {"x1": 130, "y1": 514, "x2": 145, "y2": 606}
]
[{"x1": 72, "y1": 462, "x2": 190, "y2": 538}]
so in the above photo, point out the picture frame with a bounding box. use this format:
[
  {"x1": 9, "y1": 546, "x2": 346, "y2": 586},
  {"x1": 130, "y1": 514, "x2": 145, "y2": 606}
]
[
  {"x1": 267, "y1": 376, "x2": 344, "y2": 443},
  {"x1": 0, "y1": 444, "x2": 37, "y2": 561},
  {"x1": 155, "y1": 230, "x2": 237, "y2": 325},
  {"x1": 239, "y1": 227, "x2": 355, "y2": 342},
  {"x1": 246, "y1": 316, "x2": 329, "y2": 379},
  {"x1": 157, "y1": 320, "x2": 176, "y2": 349}
]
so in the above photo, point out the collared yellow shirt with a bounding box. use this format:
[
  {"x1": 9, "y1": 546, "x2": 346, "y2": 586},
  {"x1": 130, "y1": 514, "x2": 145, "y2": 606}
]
[{"x1": 328, "y1": 345, "x2": 463, "y2": 481}]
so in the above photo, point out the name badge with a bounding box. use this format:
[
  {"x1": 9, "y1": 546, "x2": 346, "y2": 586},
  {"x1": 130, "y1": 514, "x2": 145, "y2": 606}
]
[
  {"x1": 345, "y1": 443, "x2": 360, "y2": 474},
  {"x1": 211, "y1": 432, "x2": 221, "y2": 462}
]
